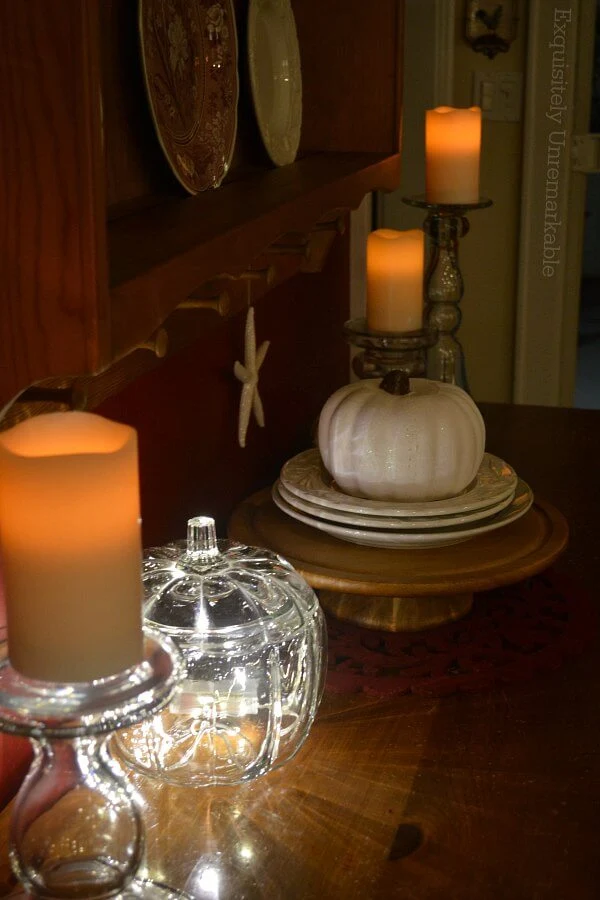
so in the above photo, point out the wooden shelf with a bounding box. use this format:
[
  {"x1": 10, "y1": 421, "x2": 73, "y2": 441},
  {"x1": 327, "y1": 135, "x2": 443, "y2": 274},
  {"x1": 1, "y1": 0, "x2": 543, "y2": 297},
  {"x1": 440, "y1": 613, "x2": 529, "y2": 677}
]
[
  {"x1": 0, "y1": 0, "x2": 403, "y2": 414},
  {"x1": 108, "y1": 152, "x2": 400, "y2": 357}
]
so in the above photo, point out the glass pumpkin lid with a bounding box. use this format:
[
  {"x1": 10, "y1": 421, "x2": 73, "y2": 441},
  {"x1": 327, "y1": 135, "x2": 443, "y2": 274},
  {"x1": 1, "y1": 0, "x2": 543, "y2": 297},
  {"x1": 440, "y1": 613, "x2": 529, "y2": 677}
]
[{"x1": 142, "y1": 516, "x2": 320, "y2": 647}]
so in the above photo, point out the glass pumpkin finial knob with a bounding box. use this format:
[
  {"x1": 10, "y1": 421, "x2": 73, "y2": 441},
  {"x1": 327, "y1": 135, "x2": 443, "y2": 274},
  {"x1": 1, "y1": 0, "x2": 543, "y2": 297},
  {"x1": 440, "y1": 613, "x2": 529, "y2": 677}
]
[{"x1": 186, "y1": 516, "x2": 219, "y2": 560}]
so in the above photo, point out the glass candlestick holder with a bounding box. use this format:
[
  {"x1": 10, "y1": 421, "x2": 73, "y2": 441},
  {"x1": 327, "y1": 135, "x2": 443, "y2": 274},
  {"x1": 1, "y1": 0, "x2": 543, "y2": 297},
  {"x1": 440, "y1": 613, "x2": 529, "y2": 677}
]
[
  {"x1": 343, "y1": 318, "x2": 437, "y2": 380},
  {"x1": 403, "y1": 195, "x2": 492, "y2": 392},
  {"x1": 0, "y1": 628, "x2": 186, "y2": 900}
]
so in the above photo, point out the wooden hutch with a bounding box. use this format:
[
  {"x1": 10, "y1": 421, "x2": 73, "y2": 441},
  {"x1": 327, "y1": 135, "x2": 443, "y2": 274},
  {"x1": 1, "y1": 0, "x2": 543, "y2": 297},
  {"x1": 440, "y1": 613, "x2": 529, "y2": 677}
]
[{"x1": 0, "y1": 0, "x2": 403, "y2": 543}]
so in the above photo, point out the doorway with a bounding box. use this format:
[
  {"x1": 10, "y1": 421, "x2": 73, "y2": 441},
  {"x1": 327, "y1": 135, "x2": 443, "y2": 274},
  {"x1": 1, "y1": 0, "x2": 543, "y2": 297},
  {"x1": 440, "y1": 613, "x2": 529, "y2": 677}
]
[
  {"x1": 514, "y1": 0, "x2": 598, "y2": 407},
  {"x1": 575, "y1": 0, "x2": 600, "y2": 409}
]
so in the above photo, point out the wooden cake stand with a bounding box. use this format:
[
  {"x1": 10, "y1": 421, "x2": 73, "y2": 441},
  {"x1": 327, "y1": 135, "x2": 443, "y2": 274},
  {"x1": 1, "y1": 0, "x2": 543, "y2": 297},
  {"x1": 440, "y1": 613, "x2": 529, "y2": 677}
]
[{"x1": 228, "y1": 488, "x2": 569, "y2": 632}]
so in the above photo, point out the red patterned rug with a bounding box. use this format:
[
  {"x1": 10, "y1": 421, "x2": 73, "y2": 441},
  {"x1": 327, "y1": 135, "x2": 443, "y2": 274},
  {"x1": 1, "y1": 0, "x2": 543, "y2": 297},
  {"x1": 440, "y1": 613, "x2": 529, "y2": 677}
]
[{"x1": 324, "y1": 570, "x2": 596, "y2": 698}]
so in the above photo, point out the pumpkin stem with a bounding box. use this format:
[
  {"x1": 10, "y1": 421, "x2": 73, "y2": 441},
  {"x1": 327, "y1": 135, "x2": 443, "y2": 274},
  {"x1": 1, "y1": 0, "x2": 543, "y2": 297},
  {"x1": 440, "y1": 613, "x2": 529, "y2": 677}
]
[{"x1": 379, "y1": 370, "x2": 411, "y2": 396}]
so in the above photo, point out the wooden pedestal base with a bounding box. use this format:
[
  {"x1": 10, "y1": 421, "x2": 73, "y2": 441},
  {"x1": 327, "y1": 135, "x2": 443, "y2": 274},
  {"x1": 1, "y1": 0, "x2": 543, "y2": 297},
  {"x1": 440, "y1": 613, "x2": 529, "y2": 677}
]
[
  {"x1": 319, "y1": 590, "x2": 474, "y2": 632},
  {"x1": 228, "y1": 489, "x2": 569, "y2": 633}
]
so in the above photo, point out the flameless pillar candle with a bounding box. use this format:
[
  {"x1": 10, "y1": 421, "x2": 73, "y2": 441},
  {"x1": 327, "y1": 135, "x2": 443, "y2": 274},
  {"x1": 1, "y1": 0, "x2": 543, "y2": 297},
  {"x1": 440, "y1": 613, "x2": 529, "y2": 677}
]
[
  {"x1": 425, "y1": 106, "x2": 482, "y2": 204},
  {"x1": 366, "y1": 228, "x2": 424, "y2": 332},
  {"x1": 0, "y1": 412, "x2": 144, "y2": 683}
]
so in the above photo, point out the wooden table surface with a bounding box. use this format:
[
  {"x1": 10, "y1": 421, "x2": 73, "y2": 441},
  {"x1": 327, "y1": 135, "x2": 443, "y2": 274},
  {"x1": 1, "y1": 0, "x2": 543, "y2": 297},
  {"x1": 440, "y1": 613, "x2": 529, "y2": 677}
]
[{"x1": 0, "y1": 402, "x2": 598, "y2": 899}]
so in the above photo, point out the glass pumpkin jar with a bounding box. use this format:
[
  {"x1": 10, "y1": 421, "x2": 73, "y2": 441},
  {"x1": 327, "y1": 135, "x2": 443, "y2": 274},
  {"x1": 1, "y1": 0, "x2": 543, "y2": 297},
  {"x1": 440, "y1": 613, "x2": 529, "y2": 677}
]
[{"x1": 114, "y1": 516, "x2": 326, "y2": 786}]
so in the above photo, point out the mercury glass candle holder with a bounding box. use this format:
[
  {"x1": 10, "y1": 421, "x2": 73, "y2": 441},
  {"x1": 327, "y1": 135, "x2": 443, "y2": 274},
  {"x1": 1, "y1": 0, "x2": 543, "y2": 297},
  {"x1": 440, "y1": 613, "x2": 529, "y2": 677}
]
[
  {"x1": 115, "y1": 516, "x2": 326, "y2": 787},
  {"x1": 403, "y1": 195, "x2": 492, "y2": 391},
  {"x1": 343, "y1": 317, "x2": 437, "y2": 380},
  {"x1": 0, "y1": 628, "x2": 186, "y2": 900}
]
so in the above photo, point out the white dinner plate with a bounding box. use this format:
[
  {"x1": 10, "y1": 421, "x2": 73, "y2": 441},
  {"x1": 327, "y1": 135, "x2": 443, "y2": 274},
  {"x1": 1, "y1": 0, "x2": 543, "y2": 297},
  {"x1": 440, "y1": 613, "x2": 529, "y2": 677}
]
[
  {"x1": 271, "y1": 480, "x2": 533, "y2": 549},
  {"x1": 275, "y1": 478, "x2": 516, "y2": 530},
  {"x1": 248, "y1": 0, "x2": 302, "y2": 166},
  {"x1": 280, "y1": 449, "x2": 518, "y2": 519}
]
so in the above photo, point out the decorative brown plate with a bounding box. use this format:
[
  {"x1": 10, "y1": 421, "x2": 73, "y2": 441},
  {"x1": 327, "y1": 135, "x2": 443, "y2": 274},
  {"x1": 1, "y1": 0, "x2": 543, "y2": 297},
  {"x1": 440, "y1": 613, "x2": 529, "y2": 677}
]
[{"x1": 139, "y1": 0, "x2": 238, "y2": 194}]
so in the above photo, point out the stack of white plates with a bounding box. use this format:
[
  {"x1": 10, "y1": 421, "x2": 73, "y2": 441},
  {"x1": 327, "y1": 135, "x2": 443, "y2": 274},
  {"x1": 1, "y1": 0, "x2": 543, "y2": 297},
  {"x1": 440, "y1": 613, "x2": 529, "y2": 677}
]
[{"x1": 273, "y1": 449, "x2": 533, "y2": 549}]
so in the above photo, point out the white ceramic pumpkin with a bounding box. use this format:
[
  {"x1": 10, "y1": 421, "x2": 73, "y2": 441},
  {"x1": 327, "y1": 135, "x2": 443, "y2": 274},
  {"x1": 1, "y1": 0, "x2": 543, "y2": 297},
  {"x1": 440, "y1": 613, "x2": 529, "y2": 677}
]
[{"x1": 317, "y1": 372, "x2": 486, "y2": 502}]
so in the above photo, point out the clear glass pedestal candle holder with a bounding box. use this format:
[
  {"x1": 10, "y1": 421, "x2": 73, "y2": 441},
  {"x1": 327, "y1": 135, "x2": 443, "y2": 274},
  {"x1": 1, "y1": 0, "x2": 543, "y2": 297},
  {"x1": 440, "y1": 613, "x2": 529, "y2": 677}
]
[
  {"x1": 0, "y1": 628, "x2": 187, "y2": 900},
  {"x1": 402, "y1": 195, "x2": 492, "y2": 392},
  {"x1": 343, "y1": 318, "x2": 437, "y2": 380}
]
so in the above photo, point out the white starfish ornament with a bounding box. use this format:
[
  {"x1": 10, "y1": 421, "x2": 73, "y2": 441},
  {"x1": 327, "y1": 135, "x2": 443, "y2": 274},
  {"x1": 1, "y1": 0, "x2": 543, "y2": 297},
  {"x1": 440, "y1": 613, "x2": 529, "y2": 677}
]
[{"x1": 233, "y1": 306, "x2": 270, "y2": 448}]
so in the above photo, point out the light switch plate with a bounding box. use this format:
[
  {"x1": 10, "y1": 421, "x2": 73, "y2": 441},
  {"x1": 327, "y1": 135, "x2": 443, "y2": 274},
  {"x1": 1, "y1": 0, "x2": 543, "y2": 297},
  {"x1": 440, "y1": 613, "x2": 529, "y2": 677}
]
[{"x1": 473, "y1": 71, "x2": 523, "y2": 122}]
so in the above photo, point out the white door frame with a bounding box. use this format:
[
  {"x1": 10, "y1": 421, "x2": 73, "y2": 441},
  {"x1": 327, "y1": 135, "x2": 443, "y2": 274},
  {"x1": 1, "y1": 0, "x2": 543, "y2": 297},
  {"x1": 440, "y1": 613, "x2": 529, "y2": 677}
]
[{"x1": 514, "y1": 0, "x2": 596, "y2": 406}]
